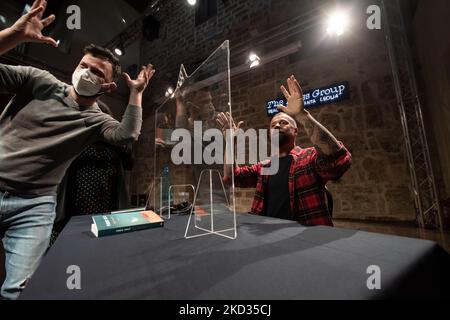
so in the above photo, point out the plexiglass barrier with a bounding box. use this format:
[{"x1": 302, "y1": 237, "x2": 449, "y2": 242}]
[{"x1": 152, "y1": 40, "x2": 236, "y2": 240}]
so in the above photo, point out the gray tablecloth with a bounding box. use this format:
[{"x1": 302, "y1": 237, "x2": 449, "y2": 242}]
[{"x1": 20, "y1": 213, "x2": 450, "y2": 300}]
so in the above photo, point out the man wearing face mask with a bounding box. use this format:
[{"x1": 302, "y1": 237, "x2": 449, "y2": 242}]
[{"x1": 0, "y1": 0, "x2": 155, "y2": 300}]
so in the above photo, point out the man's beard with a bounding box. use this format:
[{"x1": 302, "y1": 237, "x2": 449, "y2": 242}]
[
  {"x1": 272, "y1": 131, "x2": 292, "y2": 147},
  {"x1": 279, "y1": 132, "x2": 292, "y2": 146}
]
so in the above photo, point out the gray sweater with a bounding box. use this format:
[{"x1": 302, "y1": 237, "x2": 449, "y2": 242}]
[{"x1": 0, "y1": 64, "x2": 142, "y2": 196}]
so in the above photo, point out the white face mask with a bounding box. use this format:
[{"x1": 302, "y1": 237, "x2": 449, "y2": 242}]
[{"x1": 72, "y1": 68, "x2": 102, "y2": 97}]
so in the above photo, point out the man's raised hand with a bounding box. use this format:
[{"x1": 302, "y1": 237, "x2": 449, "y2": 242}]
[
  {"x1": 123, "y1": 64, "x2": 156, "y2": 94},
  {"x1": 11, "y1": 0, "x2": 57, "y2": 47},
  {"x1": 277, "y1": 75, "x2": 307, "y2": 118},
  {"x1": 216, "y1": 112, "x2": 244, "y2": 136}
]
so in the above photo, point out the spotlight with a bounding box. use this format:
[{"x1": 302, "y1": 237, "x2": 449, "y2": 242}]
[
  {"x1": 187, "y1": 0, "x2": 197, "y2": 6},
  {"x1": 165, "y1": 87, "x2": 175, "y2": 98},
  {"x1": 250, "y1": 60, "x2": 260, "y2": 69},
  {"x1": 326, "y1": 10, "x2": 349, "y2": 37},
  {"x1": 249, "y1": 53, "x2": 258, "y2": 62},
  {"x1": 122, "y1": 18, "x2": 127, "y2": 24},
  {"x1": 114, "y1": 48, "x2": 123, "y2": 56},
  {"x1": 248, "y1": 53, "x2": 261, "y2": 69}
]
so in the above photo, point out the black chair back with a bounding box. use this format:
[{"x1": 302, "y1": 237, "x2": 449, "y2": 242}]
[{"x1": 325, "y1": 186, "x2": 333, "y2": 218}]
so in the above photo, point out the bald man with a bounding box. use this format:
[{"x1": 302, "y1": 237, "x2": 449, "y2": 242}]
[{"x1": 218, "y1": 75, "x2": 352, "y2": 226}]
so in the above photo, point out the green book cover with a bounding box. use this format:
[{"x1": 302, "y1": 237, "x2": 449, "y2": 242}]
[{"x1": 91, "y1": 210, "x2": 164, "y2": 237}]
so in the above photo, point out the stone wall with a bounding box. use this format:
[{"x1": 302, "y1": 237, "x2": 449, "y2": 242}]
[
  {"x1": 132, "y1": 0, "x2": 416, "y2": 221},
  {"x1": 413, "y1": 0, "x2": 450, "y2": 202}
]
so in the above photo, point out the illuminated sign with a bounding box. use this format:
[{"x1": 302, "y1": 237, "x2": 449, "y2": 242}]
[
  {"x1": 266, "y1": 99, "x2": 287, "y2": 117},
  {"x1": 266, "y1": 82, "x2": 350, "y2": 117}
]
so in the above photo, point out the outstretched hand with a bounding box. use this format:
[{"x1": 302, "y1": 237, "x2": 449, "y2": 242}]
[
  {"x1": 277, "y1": 75, "x2": 307, "y2": 117},
  {"x1": 11, "y1": 0, "x2": 57, "y2": 47},
  {"x1": 123, "y1": 64, "x2": 156, "y2": 94},
  {"x1": 216, "y1": 112, "x2": 244, "y2": 136}
]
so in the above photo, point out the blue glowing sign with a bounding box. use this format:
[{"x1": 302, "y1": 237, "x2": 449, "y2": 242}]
[
  {"x1": 266, "y1": 99, "x2": 287, "y2": 117},
  {"x1": 266, "y1": 82, "x2": 350, "y2": 117}
]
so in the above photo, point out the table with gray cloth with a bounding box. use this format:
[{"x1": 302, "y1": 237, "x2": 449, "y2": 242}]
[{"x1": 20, "y1": 213, "x2": 450, "y2": 299}]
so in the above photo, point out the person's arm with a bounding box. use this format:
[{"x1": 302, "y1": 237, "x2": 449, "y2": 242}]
[
  {"x1": 175, "y1": 91, "x2": 191, "y2": 129},
  {"x1": 216, "y1": 112, "x2": 260, "y2": 187},
  {"x1": 278, "y1": 75, "x2": 352, "y2": 180},
  {"x1": 0, "y1": 62, "x2": 60, "y2": 97},
  {"x1": 217, "y1": 112, "x2": 241, "y2": 183},
  {"x1": 0, "y1": 64, "x2": 34, "y2": 94},
  {"x1": 278, "y1": 75, "x2": 341, "y2": 155},
  {"x1": 100, "y1": 64, "x2": 155, "y2": 145},
  {"x1": 296, "y1": 112, "x2": 341, "y2": 156},
  {"x1": 0, "y1": 0, "x2": 57, "y2": 56},
  {"x1": 0, "y1": 1, "x2": 57, "y2": 94}
]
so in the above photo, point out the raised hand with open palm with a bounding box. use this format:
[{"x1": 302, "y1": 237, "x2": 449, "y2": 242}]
[{"x1": 11, "y1": 0, "x2": 58, "y2": 47}]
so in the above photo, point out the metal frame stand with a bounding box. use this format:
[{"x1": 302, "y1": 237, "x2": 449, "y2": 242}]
[{"x1": 382, "y1": 0, "x2": 443, "y2": 230}]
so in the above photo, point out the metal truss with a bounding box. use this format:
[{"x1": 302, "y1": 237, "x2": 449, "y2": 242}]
[{"x1": 382, "y1": 0, "x2": 443, "y2": 230}]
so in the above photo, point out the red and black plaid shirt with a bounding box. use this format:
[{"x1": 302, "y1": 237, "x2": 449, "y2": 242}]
[{"x1": 233, "y1": 143, "x2": 352, "y2": 226}]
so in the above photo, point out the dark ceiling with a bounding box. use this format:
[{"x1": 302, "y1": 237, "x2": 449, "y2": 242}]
[{"x1": 124, "y1": 0, "x2": 150, "y2": 12}]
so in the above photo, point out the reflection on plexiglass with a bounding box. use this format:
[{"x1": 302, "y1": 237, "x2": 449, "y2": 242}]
[{"x1": 152, "y1": 40, "x2": 236, "y2": 240}]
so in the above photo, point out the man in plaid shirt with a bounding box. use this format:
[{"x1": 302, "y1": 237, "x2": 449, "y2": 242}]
[{"x1": 218, "y1": 75, "x2": 352, "y2": 226}]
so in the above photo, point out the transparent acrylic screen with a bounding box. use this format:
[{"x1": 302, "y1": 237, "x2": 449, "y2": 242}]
[{"x1": 153, "y1": 41, "x2": 236, "y2": 239}]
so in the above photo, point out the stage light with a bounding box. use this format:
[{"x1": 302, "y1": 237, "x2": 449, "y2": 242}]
[
  {"x1": 187, "y1": 0, "x2": 197, "y2": 6},
  {"x1": 114, "y1": 48, "x2": 123, "y2": 56},
  {"x1": 249, "y1": 53, "x2": 258, "y2": 62},
  {"x1": 248, "y1": 53, "x2": 261, "y2": 69},
  {"x1": 122, "y1": 18, "x2": 126, "y2": 24},
  {"x1": 165, "y1": 87, "x2": 175, "y2": 98},
  {"x1": 326, "y1": 10, "x2": 349, "y2": 37},
  {"x1": 250, "y1": 60, "x2": 260, "y2": 69}
]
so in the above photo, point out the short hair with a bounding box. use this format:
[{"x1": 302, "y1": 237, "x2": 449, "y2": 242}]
[
  {"x1": 272, "y1": 112, "x2": 298, "y2": 128},
  {"x1": 83, "y1": 44, "x2": 122, "y2": 83},
  {"x1": 182, "y1": 86, "x2": 212, "y2": 104}
]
